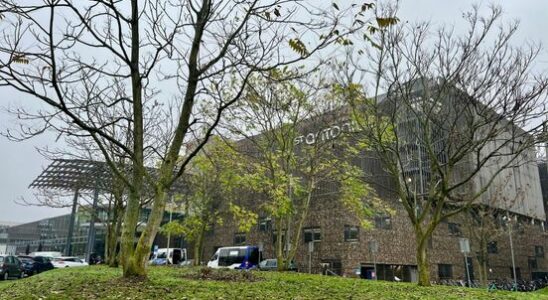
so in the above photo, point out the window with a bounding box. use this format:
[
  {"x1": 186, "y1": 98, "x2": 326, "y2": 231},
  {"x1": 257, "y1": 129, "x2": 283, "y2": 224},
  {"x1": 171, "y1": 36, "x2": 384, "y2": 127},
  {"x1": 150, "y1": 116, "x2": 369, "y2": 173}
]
[
  {"x1": 272, "y1": 231, "x2": 286, "y2": 245},
  {"x1": 448, "y1": 223, "x2": 461, "y2": 236},
  {"x1": 535, "y1": 246, "x2": 544, "y2": 258},
  {"x1": 374, "y1": 216, "x2": 392, "y2": 230},
  {"x1": 233, "y1": 233, "x2": 246, "y2": 245},
  {"x1": 510, "y1": 267, "x2": 521, "y2": 280},
  {"x1": 218, "y1": 248, "x2": 246, "y2": 267},
  {"x1": 438, "y1": 264, "x2": 453, "y2": 280},
  {"x1": 304, "y1": 227, "x2": 321, "y2": 243},
  {"x1": 258, "y1": 217, "x2": 272, "y2": 232},
  {"x1": 321, "y1": 259, "x2": 343, "y2": 276},
  {"x1": 344, "y1": 225, "x2": 359, "y2": 241},
  {"x1": 528, "y1": 257, "x2": 538, "y2": 270},
  {"x1": 487, "y1": 241, "x2": 498, "y2": 254}
]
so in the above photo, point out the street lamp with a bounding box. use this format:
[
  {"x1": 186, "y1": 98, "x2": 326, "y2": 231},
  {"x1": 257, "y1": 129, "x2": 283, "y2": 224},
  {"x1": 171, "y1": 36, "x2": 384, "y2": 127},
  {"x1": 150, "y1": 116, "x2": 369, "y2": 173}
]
[
  {"x1": 503, "y1": 214, "x2": 518, "y2": 290},
  {"x1": 459, "y1": 238, "x2": 471, "y2": 287}
]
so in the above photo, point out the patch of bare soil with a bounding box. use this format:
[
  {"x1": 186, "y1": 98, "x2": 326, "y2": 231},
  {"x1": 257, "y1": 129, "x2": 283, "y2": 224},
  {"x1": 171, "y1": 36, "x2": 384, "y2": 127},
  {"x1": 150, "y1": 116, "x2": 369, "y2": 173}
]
[{"x1": 181, "y1": 267, "x2": 261, "y2": 282}]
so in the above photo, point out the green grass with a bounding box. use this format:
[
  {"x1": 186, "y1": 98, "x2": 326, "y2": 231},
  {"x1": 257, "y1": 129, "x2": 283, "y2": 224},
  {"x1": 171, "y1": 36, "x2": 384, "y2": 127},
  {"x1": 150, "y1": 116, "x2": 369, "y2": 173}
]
[{"x1": 0, "y1": 266, "x2": 546, "y2": 299}]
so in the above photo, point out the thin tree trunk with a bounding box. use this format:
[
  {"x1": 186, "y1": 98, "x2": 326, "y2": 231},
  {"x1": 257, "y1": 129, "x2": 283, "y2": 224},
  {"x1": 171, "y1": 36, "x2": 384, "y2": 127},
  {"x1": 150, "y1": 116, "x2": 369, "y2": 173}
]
[
  {"x1": 482, "y1": 260, "x2": 488, "y2": 285},
  {"x1": 275, "y1": 218, "x2": 284, "y2": 271},
  {"x1": 416, "y1": 232, "x2": 431, "y2": 286},
  {"x1": 105, "y1": 195, "x2": 117, "y2": 265},
  {"x1": 108, "y1": 205, "x2": 124, "y2": 267},
  {"x1": 286, "y1": 180, "x2": 315, "y2": 268},
  {"x1": 193, "y1": 223, "x2": 206, "y2": 266},
  {"x1": 104, "y1": 196, "x2": 113, "y2": 263},
  {"x1": 477, "y1": 245, "x2": 488, "y2": 287}
]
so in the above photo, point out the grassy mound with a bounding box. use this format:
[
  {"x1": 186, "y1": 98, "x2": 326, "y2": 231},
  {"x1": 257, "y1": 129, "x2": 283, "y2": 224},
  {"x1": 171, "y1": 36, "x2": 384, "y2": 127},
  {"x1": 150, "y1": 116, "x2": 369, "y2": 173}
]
[{"x1": 0, "y1": 266, "x2": 546, "y2": 299}]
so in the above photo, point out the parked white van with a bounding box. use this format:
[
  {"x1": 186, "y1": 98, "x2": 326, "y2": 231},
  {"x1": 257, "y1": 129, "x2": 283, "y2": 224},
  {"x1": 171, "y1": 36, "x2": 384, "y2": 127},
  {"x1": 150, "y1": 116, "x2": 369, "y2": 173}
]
[
  {"x1": 149, "y1": 248, "x2": 187, "y2": 265},
  {"x1": 207, "y1": 246, "x2": 259, "y2": 269}
]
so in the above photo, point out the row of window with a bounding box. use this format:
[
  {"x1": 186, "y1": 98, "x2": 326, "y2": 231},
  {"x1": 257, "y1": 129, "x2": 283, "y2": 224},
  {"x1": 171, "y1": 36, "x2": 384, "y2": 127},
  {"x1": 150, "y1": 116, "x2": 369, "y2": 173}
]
[
  {"x1": 235, "y1": 219, "x2": 393, "y2": 245},
  {"x1": 254, "y1": 219, "x2": 545, "y2": 255},
  {"x1": 487, "y1": 242, "x2": 544, "y2": 258},
  {"x1": 258, "y1": 216, "x2": 392, "y2": 233}
]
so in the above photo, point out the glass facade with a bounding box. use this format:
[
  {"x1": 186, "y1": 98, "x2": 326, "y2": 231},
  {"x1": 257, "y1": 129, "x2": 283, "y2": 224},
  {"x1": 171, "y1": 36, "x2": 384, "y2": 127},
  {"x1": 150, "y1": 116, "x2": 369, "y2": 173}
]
[{"x1": 5, "y1": 207, "x2": 183, "y2": 257}]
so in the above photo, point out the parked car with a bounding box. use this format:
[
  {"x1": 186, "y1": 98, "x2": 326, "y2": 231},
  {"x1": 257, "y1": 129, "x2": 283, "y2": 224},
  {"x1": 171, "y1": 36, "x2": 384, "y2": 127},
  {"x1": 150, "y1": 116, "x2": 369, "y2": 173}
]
[
  {"x1": 51, "y1": 257, "x2": 88, "y2": 268},
  {"x1": 18, "y1": 256, "x2": 54, "y2": 276},
  {"x1": 258, "y1": 259, "x2": 298, "y2": 272},
  {"x1": 0, "y1": 255, "x2": 24, "y2": 280},
  {"x1": 29, "y1": 251, "x2": 63, "y2": 258},
  {"x1": 207, "y1": 246, "x2": 259, "y2": 269}
]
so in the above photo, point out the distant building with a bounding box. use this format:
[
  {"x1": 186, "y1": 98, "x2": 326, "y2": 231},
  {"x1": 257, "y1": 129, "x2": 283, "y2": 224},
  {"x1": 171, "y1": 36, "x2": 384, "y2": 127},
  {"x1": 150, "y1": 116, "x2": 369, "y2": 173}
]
[
  {"x1": 202, "y1": 84, "x2": 548, "y2": 282},
  {"x1": 5, "y1": 208, "x2": 185, "y2": 258},
  {"x1": 0, "y1": 222, "x2": 19, "y2": 254}
]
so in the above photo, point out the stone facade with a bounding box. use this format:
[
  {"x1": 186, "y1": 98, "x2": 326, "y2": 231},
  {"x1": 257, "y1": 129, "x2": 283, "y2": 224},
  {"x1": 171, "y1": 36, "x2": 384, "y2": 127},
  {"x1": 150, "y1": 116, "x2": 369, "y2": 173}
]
[
  {"x1": 200, "y1": 145, "x2": 548, "y2": 282},
  {"x1": 202, "y1": 193, "x2": 548, "y2": 282}
]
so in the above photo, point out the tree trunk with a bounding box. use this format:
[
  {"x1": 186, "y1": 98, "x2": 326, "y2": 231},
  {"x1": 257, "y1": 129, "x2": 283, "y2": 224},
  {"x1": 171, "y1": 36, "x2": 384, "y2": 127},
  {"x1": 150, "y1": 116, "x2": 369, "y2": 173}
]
[
  {"x1": 105, "y1": 196, "x2": 117, "y2": 266},
  {"x1": 275, "y1": 218, "x2": 285, "y2": 271},
  {"x1": 193, "y1": 223, "x2": 206, "y2": 266},
  {"x1": 416, "y1": 233, "x2": 431, "y2": 286},
  {"x1": 108, "y1": 207, "x2": 124, "y2": 267},
  {"x1": 104, "y1": 195, "x2": 114, "y2": 262},
  {"x1": 286, "y1": 181, "x2": 314, "y2": 269},
  {"x1": 129, "y1": 188, "x2": 168, "y2": 276},
  {"x1": 121, "y1": 0, "x2": 145, "y2": 278},
  {"x1": 120, "y1": 190, "x2": 143, "y2": 276}
]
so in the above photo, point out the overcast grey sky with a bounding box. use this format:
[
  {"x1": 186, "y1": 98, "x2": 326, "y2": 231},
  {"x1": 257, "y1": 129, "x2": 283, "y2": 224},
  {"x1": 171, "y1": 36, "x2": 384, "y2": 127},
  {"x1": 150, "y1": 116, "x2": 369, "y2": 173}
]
[{"x1": 1, "y1": 0, "x2": 547, "y2": 224}]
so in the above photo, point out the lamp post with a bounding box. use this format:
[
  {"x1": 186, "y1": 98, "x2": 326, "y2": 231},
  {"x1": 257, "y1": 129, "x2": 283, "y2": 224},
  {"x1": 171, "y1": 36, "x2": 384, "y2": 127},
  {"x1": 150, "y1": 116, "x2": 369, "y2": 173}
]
[
  {"x1": 308, "y1": 241, "x2": 313, "y2": 274},
  {"x1": 503, "y1": 214, "x2": 518, "y2": 290},
  {"x1": 459, "y1": 238, "x2": 471, "y2": 287}
]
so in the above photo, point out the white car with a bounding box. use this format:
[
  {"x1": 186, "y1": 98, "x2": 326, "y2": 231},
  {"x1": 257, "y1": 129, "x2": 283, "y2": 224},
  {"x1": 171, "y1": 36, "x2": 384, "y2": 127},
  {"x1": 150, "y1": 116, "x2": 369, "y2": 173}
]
[{"x1": 51, "y1": 257, "x2": 89, "y2": 268}]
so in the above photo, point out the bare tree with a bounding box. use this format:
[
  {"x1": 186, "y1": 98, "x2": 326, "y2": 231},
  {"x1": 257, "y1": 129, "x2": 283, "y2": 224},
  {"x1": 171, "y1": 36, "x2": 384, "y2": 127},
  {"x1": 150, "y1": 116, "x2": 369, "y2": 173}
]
[
  {"x1": 0, "y1": 0, "x2": 367, "y2": 277},
  {"x1": 459, "y1": 174, "x2": 527, "y2": 286},
  {"x1": 341, "y1": 5, "x2": 548, "y2": 285}
]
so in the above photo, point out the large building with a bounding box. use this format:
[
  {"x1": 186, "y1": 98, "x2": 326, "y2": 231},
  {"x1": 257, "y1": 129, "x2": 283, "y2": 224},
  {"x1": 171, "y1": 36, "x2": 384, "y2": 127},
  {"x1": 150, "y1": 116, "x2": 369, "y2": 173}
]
[
  {"x1": 5, "y1": 207, "x2": 185, "y2": 258},
  {"x1": 202, "y1": 83, "x2": 548, "y2": 282}
]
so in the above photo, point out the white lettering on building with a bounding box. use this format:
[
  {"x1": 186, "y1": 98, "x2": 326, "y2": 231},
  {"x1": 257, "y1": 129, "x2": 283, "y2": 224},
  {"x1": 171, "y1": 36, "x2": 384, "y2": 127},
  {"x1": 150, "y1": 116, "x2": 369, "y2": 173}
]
[{"x1": 294, "y1": 120, "x2": 358, "y2": 145}]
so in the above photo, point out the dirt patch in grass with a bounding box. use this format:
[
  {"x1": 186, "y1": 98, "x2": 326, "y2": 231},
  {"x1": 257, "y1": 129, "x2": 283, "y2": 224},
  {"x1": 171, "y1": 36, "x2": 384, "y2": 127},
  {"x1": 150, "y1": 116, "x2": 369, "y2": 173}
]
[
  {"x1": 109, "y1": 275, "x2": 148, "y2": 286},
  {"x1": 180, "y1": 267, "x2": 261, "y2": 282}
]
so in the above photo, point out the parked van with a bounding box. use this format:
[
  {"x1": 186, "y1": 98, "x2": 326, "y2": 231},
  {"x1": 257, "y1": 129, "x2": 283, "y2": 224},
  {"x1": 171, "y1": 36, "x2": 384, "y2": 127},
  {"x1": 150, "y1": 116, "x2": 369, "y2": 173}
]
[
  {"x1": 207, "y1": 246, "x2": 259, "y2": 269},
  {"x1": 149, "y1": 248, "x2": 187, "y2": 265}
]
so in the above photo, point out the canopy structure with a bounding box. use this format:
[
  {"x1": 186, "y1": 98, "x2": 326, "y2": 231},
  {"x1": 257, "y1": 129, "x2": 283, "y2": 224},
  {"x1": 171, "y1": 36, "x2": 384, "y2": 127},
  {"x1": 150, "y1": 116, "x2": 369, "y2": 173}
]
[
  {"x1": 29, "y1": 159, "x2": 115, "y2": 259},
  {"x1": 30, "y1": 158, "x2": 186, "y2": 192},
  {"x1": 29, "y1": 158, "x2": 186, "y2": 259},
  {"x1": 29, "y1": 159, "x2": 113, "y2": 192}
]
